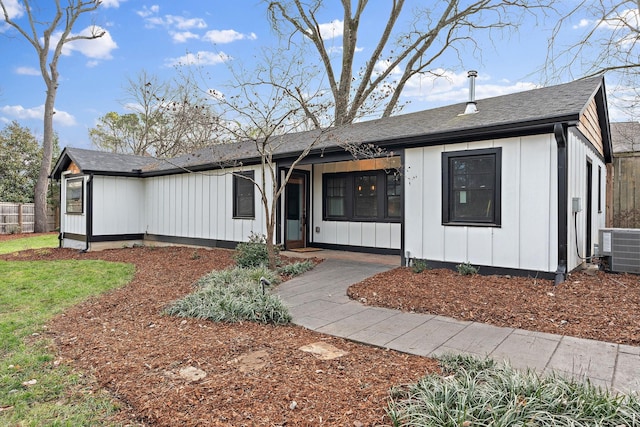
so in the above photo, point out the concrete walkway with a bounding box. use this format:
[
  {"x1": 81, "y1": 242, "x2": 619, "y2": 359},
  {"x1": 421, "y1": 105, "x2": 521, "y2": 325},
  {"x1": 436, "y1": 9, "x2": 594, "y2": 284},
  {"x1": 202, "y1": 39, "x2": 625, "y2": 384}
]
[{"x1": 275, "y1": 258, "x2": 640, "y2": 394}]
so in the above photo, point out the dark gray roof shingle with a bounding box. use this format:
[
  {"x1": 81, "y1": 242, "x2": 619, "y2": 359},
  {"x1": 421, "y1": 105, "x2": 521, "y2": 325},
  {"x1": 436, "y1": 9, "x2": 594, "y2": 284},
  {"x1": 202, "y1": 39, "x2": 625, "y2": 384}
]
[{"x1": 52, "y1": 76, "x2": 607, "y2": 177}]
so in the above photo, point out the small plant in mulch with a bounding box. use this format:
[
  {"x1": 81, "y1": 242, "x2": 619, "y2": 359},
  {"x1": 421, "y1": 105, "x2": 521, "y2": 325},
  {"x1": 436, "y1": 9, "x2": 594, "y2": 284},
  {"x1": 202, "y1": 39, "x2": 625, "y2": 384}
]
[
  {"x1": 456, "y1": 262, "x2": 478, "y2": 276},
  {"x1": 387, "y1": 354, "x2": 640, "y2": 426},
  {"x1": 235, "y1": 232, "x2": 281, "y2": 268},
  {"x1": 165, "y1": 266, "x2": 291, "y2": 324},
  {"x1": 411, "y1": 259, "x2": 429, "y2": 273}
]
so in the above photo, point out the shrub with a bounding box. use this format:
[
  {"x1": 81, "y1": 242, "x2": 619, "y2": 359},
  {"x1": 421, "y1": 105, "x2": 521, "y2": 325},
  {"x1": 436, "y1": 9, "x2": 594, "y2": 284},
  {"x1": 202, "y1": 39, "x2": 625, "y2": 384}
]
[
  {"x1": 235, "y1": 232, "x2": 280, "y2": 268},
  {"x1": 166, "y1": 267, "x2": 290, "y2": 324},
  {"x1": 7, "y1": 225, "x2": 21, "y2": 234},
  {"x1": 278, "y1": 260, "x2": 314, "y2": 277},
  {"x1": 411, "y1": 259, "x2": 429, "y2": 273},
  {"x1": 456, "y1": 262, "x2": 478, "y2": 276},
  {"x1": 387, "y1": 354, "x2": 640, "y2": 427}
]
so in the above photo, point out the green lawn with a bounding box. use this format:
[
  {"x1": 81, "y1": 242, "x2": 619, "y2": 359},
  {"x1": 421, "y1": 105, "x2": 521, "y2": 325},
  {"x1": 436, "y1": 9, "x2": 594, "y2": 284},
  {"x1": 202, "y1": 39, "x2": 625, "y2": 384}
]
[
  {"x1": 0, "y1": 257, "x2": 135, "y2": 426},
  {"x1": 0, "y1": 233, "x2": 58, "y2": 255}
]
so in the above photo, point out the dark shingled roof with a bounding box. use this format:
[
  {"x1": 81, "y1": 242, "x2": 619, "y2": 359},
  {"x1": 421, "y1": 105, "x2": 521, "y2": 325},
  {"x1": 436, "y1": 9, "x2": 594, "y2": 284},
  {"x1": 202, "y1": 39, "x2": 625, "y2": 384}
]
[
  {"x1": 51, "y1": 147, "x2": 158, "y2": 178},
  {"x1": 51, "y1": 76, "x2": 609, "y2": 178}
]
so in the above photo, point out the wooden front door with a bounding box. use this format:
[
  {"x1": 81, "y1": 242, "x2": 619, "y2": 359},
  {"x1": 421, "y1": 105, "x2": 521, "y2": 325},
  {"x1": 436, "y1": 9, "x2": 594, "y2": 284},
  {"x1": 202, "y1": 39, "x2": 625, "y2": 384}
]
[{"x1": 285, "y1": 174, "x2": 306, "y2": 249}]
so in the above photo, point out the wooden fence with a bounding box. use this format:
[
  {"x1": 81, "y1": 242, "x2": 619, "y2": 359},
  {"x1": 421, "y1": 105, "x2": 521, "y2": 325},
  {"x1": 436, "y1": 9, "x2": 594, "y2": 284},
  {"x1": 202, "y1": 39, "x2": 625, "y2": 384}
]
[
  {"x1": 612, "y1": 154, "x2": 640, "y2": 229},
  {"x1": 0, "y1": 202, "x2": 59, "y2": 234}
]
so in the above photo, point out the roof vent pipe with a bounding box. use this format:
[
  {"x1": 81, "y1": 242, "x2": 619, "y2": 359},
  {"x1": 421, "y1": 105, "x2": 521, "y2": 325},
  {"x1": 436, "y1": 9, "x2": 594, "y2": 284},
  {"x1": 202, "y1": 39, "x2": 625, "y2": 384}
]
[{"x1": 463, "y1": 70, "x2": 478, "y2": 115}]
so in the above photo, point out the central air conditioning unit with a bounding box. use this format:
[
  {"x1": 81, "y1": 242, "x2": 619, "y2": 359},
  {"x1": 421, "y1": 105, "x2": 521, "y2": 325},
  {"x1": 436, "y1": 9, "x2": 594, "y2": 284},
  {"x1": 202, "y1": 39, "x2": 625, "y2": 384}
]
[{"x1": 598, "y1": 228, "x2": 640, "y2": 274}]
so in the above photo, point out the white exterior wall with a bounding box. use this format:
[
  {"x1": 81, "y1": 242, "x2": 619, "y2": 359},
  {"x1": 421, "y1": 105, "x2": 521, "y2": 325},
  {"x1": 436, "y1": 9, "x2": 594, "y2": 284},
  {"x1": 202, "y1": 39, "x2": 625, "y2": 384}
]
[
  {"x1": 404, "y1": 135, "x2": 559, "y2": 272},
  {"x1": 311, "y1": 163, "x2": 402, "y2": 250},
  {"x1": 92, "y1": 176, "x2": 145, "y2": 235},
  {"x1": 567, "y1": 129, "x2": 607, "y2": 271},
  {"x1": 144, "y1": 166, "x2": 269, "y2": 243}
]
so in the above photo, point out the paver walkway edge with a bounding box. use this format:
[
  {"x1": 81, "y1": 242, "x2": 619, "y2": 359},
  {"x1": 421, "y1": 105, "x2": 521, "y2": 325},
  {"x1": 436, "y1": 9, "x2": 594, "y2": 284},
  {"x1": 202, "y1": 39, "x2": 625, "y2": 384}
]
[{"x1": 275, "y1": 258, "x2": 640, "y2": 394}]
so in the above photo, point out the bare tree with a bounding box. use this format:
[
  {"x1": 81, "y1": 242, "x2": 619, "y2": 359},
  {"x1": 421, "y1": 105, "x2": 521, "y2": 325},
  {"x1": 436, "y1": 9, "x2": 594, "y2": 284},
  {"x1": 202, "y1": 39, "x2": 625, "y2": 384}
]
[
  {"x1": 90, "y1": 70, "x2": 221, "y2": 157},
  {"x1": 209, "y1": 55, "x2": 332, "y2": 269},
  {"x1": 266, "y1": 0, "x2": 551, "y2": 126},
  {"x1": 546, "y1": 2, "x2": 640, "y2": 117},
  {"x1": 0, "y1": 0, "x2": 105, "y2": 232},
  {"x1": 548, "y1": 1, "x2": 640, "y2": 80}
]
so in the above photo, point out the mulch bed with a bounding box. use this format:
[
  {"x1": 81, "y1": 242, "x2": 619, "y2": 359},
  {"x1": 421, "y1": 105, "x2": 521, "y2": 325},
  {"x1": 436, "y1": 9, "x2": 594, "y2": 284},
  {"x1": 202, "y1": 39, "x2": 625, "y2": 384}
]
[
  {"x1": 4, "y1": 242, "x2": 638, "y2": 425},
  {"x1": 348, "y1": 266, "x2": 640, "y2": 346},
  {"x1": 1, "y1": 246, "x2": 439, "y2": 426}
]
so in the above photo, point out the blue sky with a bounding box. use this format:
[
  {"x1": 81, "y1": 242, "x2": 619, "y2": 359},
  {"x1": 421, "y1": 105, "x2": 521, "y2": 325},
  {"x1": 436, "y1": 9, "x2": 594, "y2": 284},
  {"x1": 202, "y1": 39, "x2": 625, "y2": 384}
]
[{"x1": 0, "y1": 1, "x2": 629, "y2": 150}]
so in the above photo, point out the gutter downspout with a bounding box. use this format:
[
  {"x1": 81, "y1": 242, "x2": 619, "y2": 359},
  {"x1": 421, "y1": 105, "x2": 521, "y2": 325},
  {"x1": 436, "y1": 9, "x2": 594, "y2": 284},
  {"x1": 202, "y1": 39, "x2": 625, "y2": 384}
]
[
  {"x1": 83, "y1": 174, "x2": 94, "y2": 252},
  {"x1": 554, "y1": 123, "x2": 568, "y2": 285}
]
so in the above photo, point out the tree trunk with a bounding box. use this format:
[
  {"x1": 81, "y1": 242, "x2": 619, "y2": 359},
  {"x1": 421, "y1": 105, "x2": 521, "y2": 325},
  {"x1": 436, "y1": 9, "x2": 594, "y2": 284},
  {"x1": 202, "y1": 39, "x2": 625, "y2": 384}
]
[
  {"x1": 265, "y1": 220, "x2": 277, "y2": 270},
  {"x1": 34, "y1": 83, "x2": 57, "y2": 232}
]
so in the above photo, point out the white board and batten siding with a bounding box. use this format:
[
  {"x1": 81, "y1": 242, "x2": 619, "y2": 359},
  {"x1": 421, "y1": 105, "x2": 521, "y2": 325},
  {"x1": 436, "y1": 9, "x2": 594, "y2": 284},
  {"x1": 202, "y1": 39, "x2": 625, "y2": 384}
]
[
  {"x1": 144, "y1": 166, "x2": 269, "y2": 243},
  {"x1": 567, "y1": 128, "x2": 607, "y2": 271},
  {"x1": 404, "y1": 135, "x2": 559, "y2": 273},
  {"x1": 92, "y1": 176, "x2": 145, "y2": 235},
  {"x1": 311, "y1": 162, "x2": 402, "y2": 250}
]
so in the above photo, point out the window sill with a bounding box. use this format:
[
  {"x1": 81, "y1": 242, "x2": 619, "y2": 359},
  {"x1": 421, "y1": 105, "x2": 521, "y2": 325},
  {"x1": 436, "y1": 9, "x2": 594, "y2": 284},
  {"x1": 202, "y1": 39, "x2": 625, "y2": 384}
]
[
  {"x1": 323, "y1": 217, "x2": 401, "y2": 224},
  {"x1": 442, "y1": 221, "x2": 501, "y2": 228}
]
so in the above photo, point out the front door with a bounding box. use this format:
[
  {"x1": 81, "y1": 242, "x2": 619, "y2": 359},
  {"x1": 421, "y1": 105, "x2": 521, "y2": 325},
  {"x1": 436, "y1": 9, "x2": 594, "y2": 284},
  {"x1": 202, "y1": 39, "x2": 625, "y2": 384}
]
[{"x1": 285, "y1": 174, "x2": 306, "y2": 249}]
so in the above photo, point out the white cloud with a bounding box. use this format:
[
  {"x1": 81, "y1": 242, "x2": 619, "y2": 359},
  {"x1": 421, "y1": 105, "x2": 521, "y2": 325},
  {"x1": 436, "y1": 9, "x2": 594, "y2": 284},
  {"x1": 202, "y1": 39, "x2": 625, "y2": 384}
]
[
  {"x1": 399, "y1": 69, "x2": 539, "y2": 105},
  {"x1": 599, "y1": 8, "x2": 640, "y2": 31},
  {"x1": 52, "y1": 26, "x2": 118, "y2": 61},
  {"x1": 374, "y1": 59, "x2": 403, "y2": 77},
  {"x1": 137, "y1": 5, "x2": 159, "y2": 18},
  {"x1": 164, "y1": 51, "x2": 231, "y2": 67},
  {"x1": 15, "y1": 66, "x2": 40, "y2": 76},
  {"x1": 171, "y1": 31, "x2": 199, "y2": 43},
  {"x1": 1, "y1": 104, "x2": 77, "y2": 126},
  {"x1": 207, "y1": 88, "x2": 225, "y2": 101},
  {"x1": 1, "y1": 0, "x2": 23, "y2": 19},
  {"x1": 144, "y1": 14, "x2": 206, "y2": 30},
  {"x1": 101, "y1": 0, "x2": 126, "y2": 8},
  {"x1": 203, "y1": 29, "x2": 257, "y2": 44},
  {"x1": 573, "y1": 18, "x2": 592, "y2": 30},
  {"x1": 0, "y1": 0, "x2": 23, "y2": 32},
  {"x1": 317, "y1": 19, "x2": 343, "y2": 40}
]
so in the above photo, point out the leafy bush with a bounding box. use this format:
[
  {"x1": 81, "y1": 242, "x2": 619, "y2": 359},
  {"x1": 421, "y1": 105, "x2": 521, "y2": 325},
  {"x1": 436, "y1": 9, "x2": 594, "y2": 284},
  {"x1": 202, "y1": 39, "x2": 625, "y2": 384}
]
[
  {"x1": 411, "y1": 259, "x2": 429, "y2": 273},
  {"x1": 387, "y1": 354, "x2": 640, "y2": 427},
  {"x1": 278, "y1": 260, "x2": 314, "y2": 277},
  {"x1": 166, "y1": 267, "x2": 290, "y2": 324},
  {"x1": 235, "y1": 232, "x2": 280, "y2": 268},
  {"x1": 456, "y1": 262, "x2": 478, "y2": 276}
]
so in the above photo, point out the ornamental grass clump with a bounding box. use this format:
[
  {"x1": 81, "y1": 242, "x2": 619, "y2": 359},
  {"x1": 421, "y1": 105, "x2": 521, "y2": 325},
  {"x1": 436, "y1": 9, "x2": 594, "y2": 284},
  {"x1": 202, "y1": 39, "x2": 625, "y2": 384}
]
[
  {"x1": 278, "y1": 259, "x2": 315, "y2": 277},
  {"x1": 387, "y1": 354, "x2": 640, "y2": 427},
  {"x1": 166, "y1": 267, "x2": 290, "y2": 325}
]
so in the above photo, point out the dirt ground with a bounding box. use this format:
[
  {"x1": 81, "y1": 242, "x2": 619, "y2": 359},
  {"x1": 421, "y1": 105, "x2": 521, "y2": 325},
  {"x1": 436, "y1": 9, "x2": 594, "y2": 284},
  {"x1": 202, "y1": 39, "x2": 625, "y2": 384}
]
[
  {"x1": 2, "y1": 244, "x2": 439, "y2": 426},
  {"x1": 2, "y1": 235, "x2": 639, "y2": 425}
]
